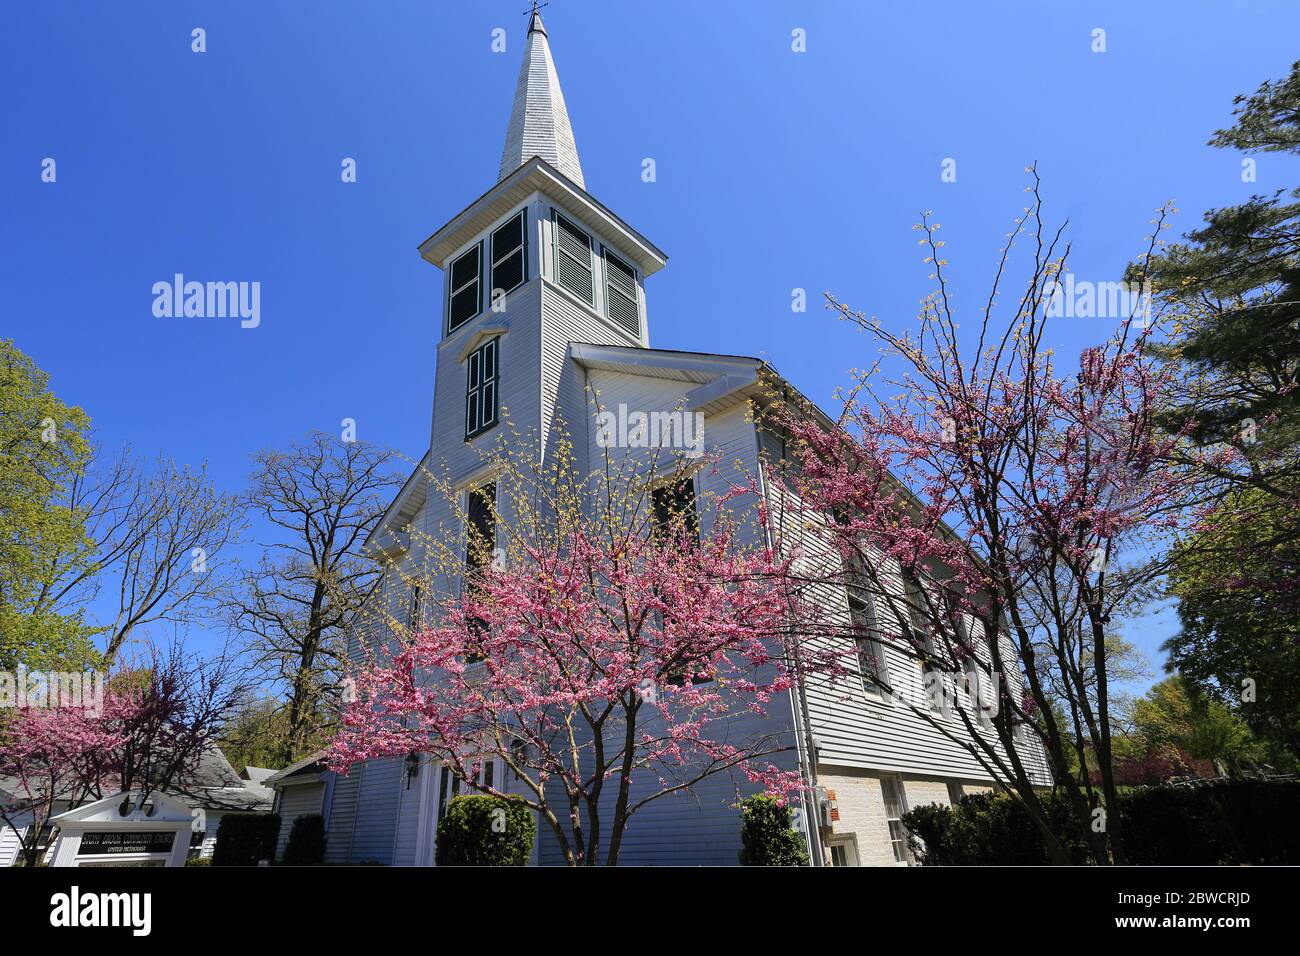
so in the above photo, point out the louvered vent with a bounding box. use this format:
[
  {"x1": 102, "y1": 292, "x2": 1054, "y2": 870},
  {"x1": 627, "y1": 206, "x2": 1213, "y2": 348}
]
[
  {"x1": 603, "y1": 249, "x2": 639, "y2": 335},
  {"x1": 448, "y1": 244, "x2": 482, "y2": 333},
  {"x1": 553, "y1": 213, "x2": 593, "y2": 305}
]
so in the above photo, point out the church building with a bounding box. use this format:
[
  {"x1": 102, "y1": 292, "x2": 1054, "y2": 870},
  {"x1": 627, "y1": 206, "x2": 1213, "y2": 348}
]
[{"x1": 270, "y1": 9, "x2": 1045, "y2": 867}]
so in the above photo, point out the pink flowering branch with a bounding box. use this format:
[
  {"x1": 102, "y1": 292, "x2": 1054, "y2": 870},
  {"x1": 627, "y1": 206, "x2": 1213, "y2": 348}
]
[
  {"x1": 774, "y1": 169, "x2": 1227, "y2": 863},
  {"x1": 330, "y1": 437, "x2": 845, "y2": 866}
]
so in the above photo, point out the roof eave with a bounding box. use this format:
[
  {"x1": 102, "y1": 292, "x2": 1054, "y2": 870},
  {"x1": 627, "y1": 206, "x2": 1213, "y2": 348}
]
[{"x1": 417, "y1": 158, "x2": 667, "y2": 277}]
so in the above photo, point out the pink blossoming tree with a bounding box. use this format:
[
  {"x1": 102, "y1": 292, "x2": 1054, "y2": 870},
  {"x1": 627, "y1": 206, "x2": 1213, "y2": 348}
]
[
  {"x1": 330, "y1": 436, "x2": 840, "y2": 866},
  {"x1": 779, "y1": 172, "x2": 1225, "y2": 863},
  {"x1": 0, "y1": 703, "x2": 119, "y2": 866},
  {"x1": 0, "y1": 640, "x2": 249, "y2": 866}
]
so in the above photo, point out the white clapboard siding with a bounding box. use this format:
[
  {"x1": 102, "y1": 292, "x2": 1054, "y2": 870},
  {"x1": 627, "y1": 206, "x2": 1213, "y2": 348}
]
[
  {"x1": 273, "y1": 783, "x2": 326, "y2": 861},
  {"x1": 761, "y1": 461, "x2": 1050, "y2": 784},
  {"x1": 0, "y1": 817, "x2": 29, "y2": 868},
  {"x1": 347, "y1": 757, "x2": 401, "y2": 865},
  {"x1": 324, "y1": 768, "x2": 361, "y2": 864}
]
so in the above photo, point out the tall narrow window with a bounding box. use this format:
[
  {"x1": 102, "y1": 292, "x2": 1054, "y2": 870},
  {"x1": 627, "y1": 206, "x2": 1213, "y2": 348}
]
[
  {"x1": 408, "y1": 584, "x2": 422, "y2": 630},
  {"x1": 465, "y1": 337, "x2": 499, "y2": 439},
  {"x1": 940, "y1": 588, "x2": 969, "y2": 646},
  {"x1": 650, "y1": 477, "x2": 706, "y2": 685},
  {"x1": 903, "y1": 569, "x2": 944, "y2": 712},
  {"x1": 463, "y1": 483, "x2": 496, "y2": 662},
  {"x1": 436, "y1": 758, "x2": 503, "y2": 825},
  {"x1": 448, "y1": 243, "x2": 482, "y2": 333},
  {"x1": 552, "y1": 211, "x2": 593, "y2": 305},
  {"x1": 845, "y1": 554, "x2": 890, "y2": 696},
  {"x1": 880, "y1": 777, "x2": 912, "y2": 864},
  {"x1": 962, "y1": 650, "x2": 994, "y2": 729},
  {"x1": 650, "y1": 478, "x2": 698, "y2": 543},
  {"x1": 465, "y1": 483, "x2": 496, "y2": 575},
  {"x1": 603, "y1": 247, "x2": 639, "y2": 335},
  {"x1": 491, "y1": 211, "x2": 526, "y2": 302}
]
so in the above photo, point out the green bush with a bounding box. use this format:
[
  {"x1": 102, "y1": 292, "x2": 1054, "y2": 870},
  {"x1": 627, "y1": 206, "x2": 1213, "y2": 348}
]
[
  {"x1": 184, "y1": 855, "x2": 212, "y2": 866},
  {"x1": 281, "y1": 814, "x2": 327, "y2": 865},
  {"x1": 212, "y1": 813, "x2": 280, "y2": 867},
  {"x1": 1122, "y1": 779, "x2": 1300, "y2": 864},
  {"x1": 738, "y1": 794, "x2": 809, "y2": 866},
  {"x1": 904, "y1": 791, "x2": 1091, "y2": 865},
  {"x1": 435, "y1": 795, "x2": 534, "y2": 866},
  {"x1": 903, "y1": 779, "x2": 1300, "y2": 865}
]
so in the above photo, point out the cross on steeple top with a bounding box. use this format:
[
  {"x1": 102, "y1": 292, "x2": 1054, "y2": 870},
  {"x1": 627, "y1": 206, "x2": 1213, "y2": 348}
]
[{"x1": 524, "y1": 2, "x2": 549, "y2": 36}]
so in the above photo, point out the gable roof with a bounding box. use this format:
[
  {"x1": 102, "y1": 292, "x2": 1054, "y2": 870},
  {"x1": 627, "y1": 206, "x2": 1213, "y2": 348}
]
[
  {"x1": 260, "y1": 749, "x2": 329, "y2": 789},
  {"x1": 570, "y1": 342, "x2": 767, "y2": 416},
  {"x1": 51, "y1": 789, "x2": 194, "y2": 826},
  {"x1": 363, "y1": 449, "x2": 431, "y2": 557}
]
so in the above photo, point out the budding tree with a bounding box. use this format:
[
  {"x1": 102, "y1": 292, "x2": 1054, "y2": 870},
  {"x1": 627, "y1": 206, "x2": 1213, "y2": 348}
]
[
  {"x1": 329, "y1": 435, "x2": 839, "y2": 866},
  {"x1": 780, "y1": 171, "x2": 1219, "y2": 863}
]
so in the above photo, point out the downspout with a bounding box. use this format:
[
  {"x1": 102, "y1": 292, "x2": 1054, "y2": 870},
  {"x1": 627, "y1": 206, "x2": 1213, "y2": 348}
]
[{"x1": 754, "y1": 405, "x2": 824, "y2": 867}]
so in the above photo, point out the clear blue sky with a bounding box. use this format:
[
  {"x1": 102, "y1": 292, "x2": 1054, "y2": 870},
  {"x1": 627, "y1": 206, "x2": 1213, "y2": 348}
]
[{"x1": 3, "y1": 1, "x2": 1297, "y2": 693}]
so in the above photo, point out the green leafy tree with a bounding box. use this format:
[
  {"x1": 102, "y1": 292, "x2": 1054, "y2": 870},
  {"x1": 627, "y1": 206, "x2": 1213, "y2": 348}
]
[
  {"x1": 1130, "y1": 61, "x2": 1300, "y2": 475},
  {"x1": 1128, "y1": 676, "x2": 1268, "y2": 770},
  {"x1": 218, "y1": 696, "x2": 303, "y2": 774},
  {"x1": 0, "y1": 339, "x2": 97, "y2": 670},
  {"x1": 1167, "y1": 489, "x2": 1300, "y2": 764},
  {"x1": 1131, "y1": 63, "x2": 1300, "y2": 754}
]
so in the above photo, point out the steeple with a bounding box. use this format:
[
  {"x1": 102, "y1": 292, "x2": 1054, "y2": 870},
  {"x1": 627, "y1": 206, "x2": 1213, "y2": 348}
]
[{"x1": 499, "y1": 7, "x2": 585, "y2": 189}]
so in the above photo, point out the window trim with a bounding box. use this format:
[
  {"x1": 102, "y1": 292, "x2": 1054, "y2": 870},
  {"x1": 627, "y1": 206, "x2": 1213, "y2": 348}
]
[
  {"x1": 464, "y1": 336, "x2": 500, "y2": 440},
  {"x1": 447, "y1": 242, "x2": 484, "y2": 335},
  {"x1": 903, "y1": 569, "x2": 946, "y2": 713},
  {"x1": 489, "y1": 210, "x2": 528, "y2": 307},
  {"x1": 434, "y1": 755, "x2": 505, "y2": 830},
  {"x1": 880, "y1": 775, "x2": 913, "y2": 865},
  {"x1": 827, "y1": 834, "x2": 861, "y2": 867}
]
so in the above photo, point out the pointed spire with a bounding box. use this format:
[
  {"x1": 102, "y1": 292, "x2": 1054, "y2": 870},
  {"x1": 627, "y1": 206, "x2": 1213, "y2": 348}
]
[{"x1": 499, "y1": 8, "x2": 585, "y2": 188}]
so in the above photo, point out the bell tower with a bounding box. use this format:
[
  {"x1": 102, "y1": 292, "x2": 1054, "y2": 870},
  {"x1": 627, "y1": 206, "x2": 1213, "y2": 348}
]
[{"x1": 417, "y1": 9, "x2": 667, "y2": 469}]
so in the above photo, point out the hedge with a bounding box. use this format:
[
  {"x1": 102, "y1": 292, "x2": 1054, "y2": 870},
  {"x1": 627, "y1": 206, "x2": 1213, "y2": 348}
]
[
  {"x1": 435, "y1": 795, "x2": 534, "y2": 866},
  {"x1": 903, "y1": 779, "x2": 1300, "y2": 865},
  {"x1": 212, "y1": 813, "x2": 281, "y2": 867},
  {"x1": 738, "y1": 795, "x2": 809, "y2": 866},
  {"x1": 281, "y1": 814, "x2": 327, "y2": 865}
]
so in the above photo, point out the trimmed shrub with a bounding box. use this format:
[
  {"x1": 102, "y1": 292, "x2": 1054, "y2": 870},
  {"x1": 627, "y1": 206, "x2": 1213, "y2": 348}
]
[
  {"x1": 1121, "y1": 779, "x2": 1300, "y2": 865},
  {"x1": 281, "y1": 814, "x2": 327, "y2": 865},
  {"x1": 212, "y1": 813, "x2": 280, "y2": 867},
  {"x1": 738, "y1": 794, "x2": 809, "y2": 866},
  {"x1": 435, "y1": 795, "x2": 534, "y2": 866},
  {"x1": 903, "y1": 779, "x2": 1300, "y2": 865}
]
